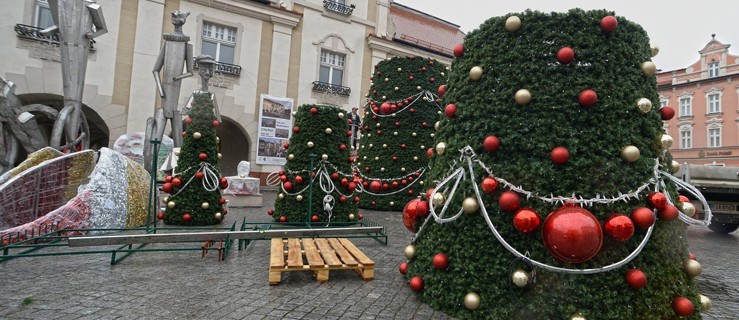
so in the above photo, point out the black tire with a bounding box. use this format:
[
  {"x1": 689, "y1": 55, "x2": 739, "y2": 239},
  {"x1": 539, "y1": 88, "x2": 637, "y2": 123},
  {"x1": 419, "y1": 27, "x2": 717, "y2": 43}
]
[{"x1": 708, "y1": 222, "x2": 739, "y2": 234}]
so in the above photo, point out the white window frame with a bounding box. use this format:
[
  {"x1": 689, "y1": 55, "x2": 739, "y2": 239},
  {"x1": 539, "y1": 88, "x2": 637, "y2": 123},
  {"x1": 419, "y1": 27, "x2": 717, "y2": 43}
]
[
  {"x1": 708, "y1": 62, "x2": 719, "y2": 78},
  {"x1": 707, "y1": 126, "x2": 721, "y2": 148},
  {"x1": 707, "y1": 93, "x2": 721, "y2": 114},
  {"x1": 679, "y1": 127, "x2": 692, "y2": 149},
  {"x1": 201, "y1": 22, "x2": 237, "y2": 64},
  {"x1": 660, "y1": 99, "x2": 668, "y2": 108},
  {"x1": 319, "y1": 49, "x2": 346, "y2": 86},
  {"x1": 679, "y1": 97, "x2": 692, "y2": 117}
]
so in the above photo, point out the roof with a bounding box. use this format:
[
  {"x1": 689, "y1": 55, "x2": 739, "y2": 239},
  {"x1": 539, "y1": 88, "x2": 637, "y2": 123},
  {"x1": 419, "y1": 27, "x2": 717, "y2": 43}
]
[{"x1": 390, "y1": 2, "x2": 465, "y2": 57}]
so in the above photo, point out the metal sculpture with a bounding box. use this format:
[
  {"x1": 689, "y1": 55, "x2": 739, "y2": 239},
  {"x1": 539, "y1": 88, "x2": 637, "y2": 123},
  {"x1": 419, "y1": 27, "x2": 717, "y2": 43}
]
[
  {"x1": 191, "y1": 54, "x2": 221, "y2": 122},
  {"x1": 144, "y1": 10, "x2": 194, "y2": 173},
  {"x1": 41, "y1": 0, "x2": 108, "y2": 151}
]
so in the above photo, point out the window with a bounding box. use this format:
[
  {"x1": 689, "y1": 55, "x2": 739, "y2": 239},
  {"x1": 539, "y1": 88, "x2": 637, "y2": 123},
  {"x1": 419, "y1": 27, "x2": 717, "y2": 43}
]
[
  {"x1": 201, "y1": 23, "x2": 236, "y2": 64},
  {"x1": 708, "y1": 128, "x2": 721, "y2": 147},
  {"x1": 34, "y1": 0, "x2": 54, "y2": 29},
  {"x1": 319, "y1": 50, "x2": 345, "y2": 86},
  {"x1": 679, "y1": 129, "x2": 692, "y2": 149},
  {"x1": 660, "y1": 100, "x2": 668, "y2": 108},
  {"x1": 708, "y1": 62, "x2": 719, "y2": 78},
  {"x1": 707, "y1": 93, "x2": 721, "y2": 113},
  {"x1": 679, "y1": 97, "x2": 691, "y2": 117}
]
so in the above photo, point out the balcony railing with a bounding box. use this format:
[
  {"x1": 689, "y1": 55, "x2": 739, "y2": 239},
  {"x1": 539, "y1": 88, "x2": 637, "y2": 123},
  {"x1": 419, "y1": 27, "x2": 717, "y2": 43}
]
[
  {"x1": 15, "y1": 23, "x2": 95, "y2": 49},
  {"x1": 396, "y1": 34, "x2": 453, "y2": 57},
  {"x1": 194, "y1": 59, "x2": 242, "y2": 77},
  {"x1": 312, "y1": 81, "x2": 351, "y2": 96},
  {"x1": 323, "y1": 0, "x2": 355, "y2": 15}
]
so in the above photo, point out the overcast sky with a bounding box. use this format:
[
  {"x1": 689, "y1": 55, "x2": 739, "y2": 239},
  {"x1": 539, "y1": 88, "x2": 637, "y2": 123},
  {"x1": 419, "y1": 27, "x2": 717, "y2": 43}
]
[{"x1": 396, "y1": 0, "x2": 739, "y2": 72}]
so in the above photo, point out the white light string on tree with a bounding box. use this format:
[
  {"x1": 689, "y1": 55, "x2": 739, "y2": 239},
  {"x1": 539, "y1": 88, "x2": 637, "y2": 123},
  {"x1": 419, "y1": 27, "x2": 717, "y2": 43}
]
[
  {"x1": 364, "y1": 91, "x2": 442, "y2": 118},
  {"x1": 171, "y1": 162, "x2": 221, "y2": 196},
  {"x1": 278, "y1": 162, "x2": 358, "y2": 198}
]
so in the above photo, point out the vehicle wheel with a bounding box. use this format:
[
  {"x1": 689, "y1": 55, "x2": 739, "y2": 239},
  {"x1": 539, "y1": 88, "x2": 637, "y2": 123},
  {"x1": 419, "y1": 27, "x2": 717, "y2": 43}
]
[{"x1": 708, "y1": 222, "x2": 739, "y2": 234}]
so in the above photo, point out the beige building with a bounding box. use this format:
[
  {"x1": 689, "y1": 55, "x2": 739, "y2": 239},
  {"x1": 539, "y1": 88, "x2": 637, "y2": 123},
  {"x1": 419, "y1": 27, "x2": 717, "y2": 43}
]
[
  {"x1": 657, "y1": 35, "x2": 739, "y2": 167},
  {"x1": 1, "y1": 0, "x2": 464, "y2": 180}
]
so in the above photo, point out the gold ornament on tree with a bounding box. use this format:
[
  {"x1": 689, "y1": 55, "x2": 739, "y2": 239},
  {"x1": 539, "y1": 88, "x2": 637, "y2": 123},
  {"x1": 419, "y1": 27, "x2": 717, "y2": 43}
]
[
  {"x1": 661, "y1": 134, "x2": 674, "y2": 149},
  {"x1": 684, "y1": 259, "x2": 702, "y2": 277},
  {"x1": 636, "y1": 98, "x2": 652, "y2": 113},
  {"x1": 201, "y1": 202, "x2": 210, "y2": 209},
  {"x1": 214, "y1": 212, "x2": 222, "y2": 220},
  {"x1": 469, "y1": 66, "x2": 483, "y2": 81},
  {"x1": 167, "y1": 201, "x2": 176, "y2": 208},
  {"x1": 515, "y1": 89, "x2": 532, "y2": 106},
  {"x1": 325, "y1": 128, "x2": 333, "y2": 134},
  {"x1": 404, "y1": 245, "x2": 416, "y2": 259},
  {"x1": 307, "y1": 141, "x2": 314, "y2": 148},
  {"x1": 288, "y1": 154, "x2": 295, "y2": 160},
  {"x1": 650, "y1": 45, "x2": 660, "y2": 57},
  {"x1": 337, "y1": 112, "x2": 344, "y2": 119},
  {"x1": 671, "y1": 160, "x2": 681, "y2": 173},
  {"x1": 278, "y1": 193, "x2": 285, "y2": 199},
  {"x1": 193, "y1": 132, "x2": 202, "y2": 139},
  {"x1": 432, "y1": 192, "x2": 446, "y2": 206},
  {"x1": 621, "y1": 146, "x2": 640, "y2": 163},
  {"x1": 680, "y1": 202, "x2": 696, "y2": 217},
  {"x1": 464, "y1": 292, "x2": 481, "y2": 311},
  {"x1": 505, "y1": 15, "x2": 522, "y2": 32},
  {"x1": 462, "y1": 197, "x2": 479, "y2": 214},
  {"x1": 436, "y1": 142, "x2": 447, "y2": 155},
  {"x1": 511, "y1": 269, "x2": 529, "y2": 288},
  {"x1": 296, "y1": 195, "x2": 303, "y2": 201},
  {"x1": 322, "y1": 154, "x2": 329, "y2": 161},
  {"x1": 641, "y1": 61, "x2": 657, "y2": 76},
  {"x1": 699, "y1": 294, "x2": 712, "y2": 311},
  {"x1": 570, "y1": 314, "x2": 586, "y2": 320},
  {"x1": 348, "y1": 213, "x2": 355, "y2": 220}
]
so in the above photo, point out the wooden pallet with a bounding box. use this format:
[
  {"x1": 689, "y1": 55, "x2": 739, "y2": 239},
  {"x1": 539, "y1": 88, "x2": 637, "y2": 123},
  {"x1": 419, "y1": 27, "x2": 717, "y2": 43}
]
[{"x1": 269, "y1": 238, "x2": 374, "y2": 285}]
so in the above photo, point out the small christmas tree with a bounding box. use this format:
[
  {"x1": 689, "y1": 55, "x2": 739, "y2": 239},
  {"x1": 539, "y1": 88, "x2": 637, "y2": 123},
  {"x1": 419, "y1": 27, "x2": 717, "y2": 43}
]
[
  {"x1": 401, "y1": 9, "x2": 710, "y2": 320},
  {"x1": 357, "y1": 56, "x2": 445, "y2": 211},
  {"x1": 271, "y1": 104, "x2": 359, "y2": 223},
  {"x1": 161, "y1": 93, "x2": 226, "y2": 225}
]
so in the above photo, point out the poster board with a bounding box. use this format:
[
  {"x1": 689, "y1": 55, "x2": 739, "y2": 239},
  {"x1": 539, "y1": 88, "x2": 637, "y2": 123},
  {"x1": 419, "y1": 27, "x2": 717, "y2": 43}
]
[{"x1": 256, "y1": 94, "x2": 293, "y2": 165}]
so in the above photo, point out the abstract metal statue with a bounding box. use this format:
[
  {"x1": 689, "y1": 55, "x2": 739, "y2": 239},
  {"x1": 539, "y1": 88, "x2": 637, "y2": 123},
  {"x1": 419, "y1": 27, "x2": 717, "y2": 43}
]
[
  {"x1": 41, "y1": 0, "x2": 108, "y2": 151},
  {"x1": 144, "y1": 10, "x2": 194, "y2": 173},
  {"x1": 191, "y1": 54, "x2": 221, "y2": 122}
]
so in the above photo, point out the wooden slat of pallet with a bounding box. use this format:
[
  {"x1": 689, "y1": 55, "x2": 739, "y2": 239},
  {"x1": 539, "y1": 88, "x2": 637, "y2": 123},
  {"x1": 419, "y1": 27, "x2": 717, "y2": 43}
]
[
  {"x1": 301, "y1": 238, "x2": 326, "y2": 268},
  {"x1": 314, "y1": 238, "x2": 342, "y2": 267},
  {"x1": 286, "y1": 238, "x2": 303, "y2": 269},
  {"x1": 270, "y1": 238, "x2": 285, "y2": 269},
  {"x1": 338, "y1": 238, "x2": 374, "y2": 266},
  {"x1": 328, "y1": 238, "x2": 358, "y2": 266}
]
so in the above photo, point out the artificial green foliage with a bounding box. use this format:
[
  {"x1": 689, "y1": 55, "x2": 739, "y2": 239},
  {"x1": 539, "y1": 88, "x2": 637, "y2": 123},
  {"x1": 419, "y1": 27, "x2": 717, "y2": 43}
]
[
  {"x1": 357, "y1": 56, "x2": 445, "y2": 211},
  {"x1": 405, "y1": 9, "x2": 701, "y2": 319},
  {"x1": 272, "y1": 104, "x2": 358, "y2": 223},
  {"x1": 164, "y1": 92, "x2": 224, "y2": 226}
]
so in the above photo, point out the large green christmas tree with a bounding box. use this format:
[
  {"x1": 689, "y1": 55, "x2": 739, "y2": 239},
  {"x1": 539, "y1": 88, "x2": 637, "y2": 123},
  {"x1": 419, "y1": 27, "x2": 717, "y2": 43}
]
[
  {"x1": 402, "y1": 9, "x2": 710, "y2": 320},
  {"x1": 271, "y1": 104, "x2": 359, "y2": 223},
  {"x1": 161, "y1": 93, "x2": 226, "y2": 226},
  {"x1": 357, "y1": 56, "x2": 444, "y2": 211}
]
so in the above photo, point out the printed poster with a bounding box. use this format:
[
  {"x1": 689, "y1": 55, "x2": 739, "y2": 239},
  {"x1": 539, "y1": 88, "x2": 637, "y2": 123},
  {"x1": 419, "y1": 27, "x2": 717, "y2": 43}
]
[{"x1": 256, "y1": 94, "x2": 293, "y2": 165}]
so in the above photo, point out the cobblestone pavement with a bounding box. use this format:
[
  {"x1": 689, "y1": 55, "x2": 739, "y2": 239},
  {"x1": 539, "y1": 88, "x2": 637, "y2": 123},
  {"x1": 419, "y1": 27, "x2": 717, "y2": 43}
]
[{"x1": 0, "y1": 191, "x2": 735, "y2": 319}]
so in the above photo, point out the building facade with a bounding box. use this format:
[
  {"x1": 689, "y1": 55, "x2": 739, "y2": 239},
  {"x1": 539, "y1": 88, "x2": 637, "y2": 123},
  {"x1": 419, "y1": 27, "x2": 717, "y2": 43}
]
[
  {"x1": 1, "y1": 0, "x2": 464, "y2": 180},
  {"x1": 657, "y1": 36, "x2": 739, "y2": 167}
]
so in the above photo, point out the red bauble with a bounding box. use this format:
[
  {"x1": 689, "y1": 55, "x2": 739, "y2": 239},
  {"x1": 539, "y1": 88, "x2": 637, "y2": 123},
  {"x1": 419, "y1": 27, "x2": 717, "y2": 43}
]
[
  {"x1": 689, "y1": 252, "x2": 696, "y2": 260},
  {"x1": 600, "y1": 16, "x2": 618, "y2": 33},
  {"x1": 341, "y1": 178, "x2": 349, "y2": 186},
  {"x1": 542, "y1": 205, "x2": 603, "y2": 263},
  {"x1": 339, "y1": 195, "x2": 347, "y2": 202},
  {"x1": 310, "y1": 107, "x2": 318, "y2": 115},
  {"x1": 551, "y1": 146, "x2": 569, "y2": 165},
  {"x1": 162, "y1": 183, "x2": 173, "y2": 193},
  {"x1": 339, "y1": 144, "x2": 346, "y2": 151},
  {"x1": 402, "y1": 199, "x2": 428, "y2": 232},
  {"x1": 156, "y1": 212, "x2": 164, "y2": 220},
  {"x1": 557, "y1": 47, "x2": 575, "y2": 64},
  {"x1": 283, "y1": 182, "x2": 294, "y2": 191},
  {"x1": 353, "y1": 196, "x2": 360, "y2": 203},
  {"x1": 631, "y1": 207, "x2": 656, "y2": 229},
  {"x1": 195, "y1": 172, "x2": 205, "y2": 179},
  {"x1": 358, "y1": 214, "x2": 363, "y2": 220},
  {"x1": 199, "y1": 153, "x2": 207, "y2": 161},
  {"x1": 165, "y1": 176, "x2": 173, "y2": 183},
  {"x1": 311, "y1": 215, "x2": 319, "y2": 222},
  {"x1": 672, "y1": 297, "x2": 694, "y2": 317},
  {"x1": 625, "y1": 268, "x2": 647, "y2": 289},
  {"x1": 579, "y1": 89, "x2": 598, "y2": 107},
  {"x1": 408, "y1": 75, "x2": 414, "y2": 81},
  {"x1": 433, "y1": 253, "x2": 449, "y2": 270},
  {"x1": 331, "y1": 172, "x2": 339, "y2": 180},
  {"x1": 181, "y1": 131, "x2": 186, "y2": 137},
  {"x1": 482, "y1": 177, "x2": 498, "y2": 193},
  {"x1": 416, "y1": 201, "x2": 430, "y2": 217},
  {"x1": 212, "y1": 120, "x2": 220, "y2": 127},
  {"x1": 513, "y1": 208, "x2": 541, "y2": 234},
  {"x1": 399, "y1": 262, "x2": 408, "y2": 275},
  {"x1": 283, "y1": 142, "x2": 289, "y2": 149},
  {"x1": 648, "y1": 192, "x2": 667, "y2": 209},
  {"x1": 371, "y1": 201, "x2": 377, "y2": 206},
  {"x1": 445, "y1": 104, "x2": 457, "y2": 118},
  {"x1": 172, "y1": 177, "x2": 182, "y2": 187},
  {"x1": 660, "y1": 106, "x2": 676, "y2": 120},
  {"x1": 370, "y1": 180, "x2": 382, "y2": 193},
  {"x1": 182, "y1": 213, "x2": 191, "y2": 222},
  {"x1": 498, "y1": 191, "x2": 520, "y2": 212},
  {"x1": 294, "y1": 176, "x2": 304, "y2": 184},
  {"x1": 658, "y1": 204, "x2": 679, "y2": 221},
  {"x1": 293, "y1": 126, "x2": 299, "y2": 133},
  {"x1": 678, "y1": 195, "x2": 690, "y2": 203},
  {"x1": 483, "y1": 136, "x2": 500, "y2": 153},
  {"x1": 380, "y1": 102, "x2": 391, "y2": 114},
  {"x1": 392, "y1": 156, "x2": 398, "y2": 161},
  {"x1": 438, "y1": 84, "x2": 447, "y2": 97},
  {"x1": 604, "y1": 214, "x2": 635, "y2": 241},
  {"x1": 280, "y1": 175, "x2": 288, "y2": 182},
  {"x1": 347, "y1": 130, "x2": 353, "y2": 137},
  {"x1": 409, "y1": 276, "x2": 424, "y2": 292},
  {"x1": 220, "y1": 177, "x2": 228, "y2": 185},
  {"x1": 348, "y1": 182, "x2": 357, "y2": 192},
  {"x1": 382, "y1": 183, "x2": 390, "y2": 190},
  {"x1": 184, "y1": 117, "x2": 192, "y2": 124},
  {"x1": 427, "y1": 148, "x2": 433, "y2": 158},
  {"x1": 453, "y1": 44, "x2": 464, "y2": 57},
  {"x1": 279, "y1": 216, "x2": 287, "y2": 222},
  {"x1": 267, "y1": 209, "x2": 274, "y2": 215}
]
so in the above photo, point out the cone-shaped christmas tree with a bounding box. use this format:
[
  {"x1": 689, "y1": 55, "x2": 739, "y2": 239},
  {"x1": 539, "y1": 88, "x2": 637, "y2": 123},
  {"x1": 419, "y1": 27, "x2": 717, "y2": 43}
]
[
  {"x1": 357, "y1": 56, "x2": 445, "y2": 211},
  {"x1": 162, "y1": 93, "x2": 226, "y2": 225},
  {"x1": 272, "y1": 104, "x2": 360, "y2": 223},
  {"x1": 402, "y1": 9, "x2": 709, "y2": 320}
]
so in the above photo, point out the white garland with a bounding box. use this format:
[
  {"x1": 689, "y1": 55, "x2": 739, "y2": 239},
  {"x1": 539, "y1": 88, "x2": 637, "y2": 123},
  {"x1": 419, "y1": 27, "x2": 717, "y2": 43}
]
[
  {"x1": 364, "y1": 91, "x2": 441, "y2": 118},
  {"x1": 354, "y1": 167, "x2": 427, "y2": 196},
  {"x1": 277, "y1": 161, "x2": 358, "y2": 198},
  {"x1": 172, "y1": 162, "x2": 221, "y2": 197}
]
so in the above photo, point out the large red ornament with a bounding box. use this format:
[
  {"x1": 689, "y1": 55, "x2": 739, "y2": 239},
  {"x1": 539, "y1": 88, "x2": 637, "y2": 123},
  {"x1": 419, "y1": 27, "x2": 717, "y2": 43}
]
[
  {"x1": 542, "y1": 205, "x2": 603, "y2": 263},
  {"x1": 182, "y1": 213, "x2": 192, "y2": 222},
  {"x1": 438, "y1": 84, "x2": 447, "y2": 97},
  {"x1": 280, "y1": 175, "x2": 288, "y2": 182},
  {"x1": 453, "y1": 44, "x2": 464, "y2": 57},
  {"x1": 513, "y1": 209, "x2": 541, "y2": 234},
  {"x1": 579, "y1": 89, "x2": 598, "y2": 107},
  {"x1": 481, "y1": 177, "x2": 498, "y2": 193},
  {"x1": 498, "y1": 191, "x2": 520, "y2": 212},
  {"x1": 658, "y1": 204, "x2": 679, "y2": 221},
  {"x1": 195, "y1": 172, "x2": 204, "y2": 179},
  {"x1": 370, "y1": 180, "x2": 382, "y2": 193},
  {"x1": 294, "y1": 176, "x2": 304, "y2": 184},
  {"x1": 624, "y1": 268, "x2": 647, "y2": 289},
  {"x1": 399, "y1": 262, "x2": 408, "y2": 275},
  {"x1": 165, "y1": 176, "x2": 173, "y2": 183},
  {"x1": 172, "y1": 177, "x2": 182, "y2": 187},
  {"x1": 283, "y1": 182, "x2": 294, "y2": 192},
  {"x1": 648, "y1": 192, "x2": 668, "y2": 209},
  {"x1": 604, "y1": 214, "x2": 635, "y2": 241},
  {"x1": 483, "y1": 136, "x2": 500, "y2": 153},
  {"x1": 631, "y1": 207, "x2": 656, "y2": 229},
  {"x1": 380, "y1": 102, "x2": 391, "y2": 114},
  {"x1": 672, "y1": 297, "x2": 694, "y2": 317},
  {"x1": 600, "y1": 16, "x2": 618, "y2": 33},
  {"x1": 557, "y1": 47, "x2": 575, "y2": 64},
  {"x1": 162, "y1": 183, "x2": 173, "y2": 193},
  {"x1": 433, "y1": 253, "x2": 449, "y2": 270},
  {"x1": 348, "y1": 182, "x2": 357, "y2": 192},
  {"x1": 403, "y1": 199, "x2": 428, "y2": 232},
  {"x1": 678, "y1": 195, "x2": 690, "y2": 203},
  {"x1": 660, "y1": 106, "x2": 676, "y2": 120},
  {"x1": 551, "y1": 146, "x2": 569, "y2": 165},
  {"x1": 409, "y1": 276, "x2": 424, "y2": 292},
  {"x1": 199, "y1": 153, "x2": 207, "y2": 161},
  {"x1": 445, "y1": 104, "x2": 457, "y2": 118},
  {"x1": 311, "y1": 215, "x2": 319, "y2": 222}
]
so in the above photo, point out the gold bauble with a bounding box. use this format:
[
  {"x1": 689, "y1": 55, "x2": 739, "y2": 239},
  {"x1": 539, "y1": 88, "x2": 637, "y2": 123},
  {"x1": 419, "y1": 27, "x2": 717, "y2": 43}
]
[
  {"x1": 636, "y1": 98, "x2": 652, "y2": 113},
  {"x1": 404, "y1": 245, "x2": 416, "y2": 259},
  {"x1": 193, "y1": 132, "x2": 202, "y2": 139},
  {"x1": 384, "y1": 77, "x2": 389, "y2": 82},
  {"x1": 389, "y1": 201, "x2": 395, "y2": 206},
  {"x1": 217, "y1": 153, "x2": 222, "y2": 159},
  {"x1": 174, "y1": 150, "x2": 180, "y2": 156},
  {"x1": 393, "y1": 132, "x2": 398, "y2": 136},
  {"x1": 511, "y1": 269, "x2": 529, "y2": 288},
  {"x1": 505, "y1": 15, "x2": 522, "y2": 32},
  {"x1": 684, "y1": 259, "x2": 702, "y2": 277},
  {"x1": 325, "y1": 128, "x2": 333, "y2": 134},
  {"x1": 650, "y1": 45, "x2": 660, "y2": 57},
  {"x1": 671, "y1": 160, "x2": 681, "y2": 173},
  {"x1": 515, "y1": 89, "x2": 532, "y2": 106},
  {"x1": 296, "y1": 195, "x2": 303, "y2": 201},
  {"x1": 661, "y1": 134, "x2": 674, "y2": 149},
  {"x1": 214, "y1": 212, "x2": 223, "y2": 220},
  {"x1": 435, "y1": 121, "x2": 440, "y2": 130},
  {"x1": 419, "y1": 181, "x2": 424, "y2": 186},
  {"x1": 348, "y1": 213, "x2": 355, "y2": 220},
  {"x1": 680, "y1": 202, "x2": 696, "y2": 217},
  {"x1": 375, "y1": 156, "x2": 380, "y2": 161},
  {"x1": 462, "y1": 197, "x2": 479, "y2": 214},
  {"x1": 307, "y1": 141, "x2": 314, "y2": 148},
  {"x1": 621, "y1": 146, "x2": 640, "y2": 163},
  {"x1": 216, "y1": 136, "x2": 220, "y2": 143},
  {"x1": 163, "y1": 196, "x2": 169, "y2": 203},
  {"x1": 167, "y1": 201, "x2": 176, "y2": 208},
  {"x1": 376, "y1": 123, "x2": 381, "y2": 127},
  {"x1": 288, "y1": 154, "x2": 295, "y2": 160},
  {"x1": 382, "y1": 144, "x2": 387, "y2": 148},
  {"x1": 432, "y1": 193, "x2": 446, "y2": 206},
  {"x1": 436, "y1": 142, "x2": 447, "y2": 155},
  {"x1": 641, "y1": 61, "x2": 657, "y2": 76},
  {"x1": 469, "y1": 66, "x2": 483, "y2": 81},
  {"x1": 413, "y1": 156, "x2": 419, "y2": 161},
  {"x1": 369, "y1": 143, "x2": 374, "y2": 148},
  {"x1": 380, "y1": 167, "x2": 385, "y2": 172},
  {"x1": 570, "y1": 314, "x2": 587, "y2": 320},
  {"x1": 394, "y1": 87, "x2": 399, "y2": 91},
  {"x1": 278, "y1": 193, "x2": 285, "y2": 199},
  {"x1": 464, "y1": 292, "x2": 481, "y2": 311},
  {"x1": 699, "y1": 294, "x2": 712, "y2": 311},
  {"x1": 401, "y1": 167, "x2": 406, "y2": 172},
  {"x1": 322, "y1": 154, "x2": 329, "y2": 161},
  {"x1": 412, "y1": 132, "x2": 417, "y2": 137},
  {"x1": 201, "y1": 202, "x2": 210, "y2": 209},
  {"x1": 337, "y1": 112, "x2": 344, "y2": 119}
]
